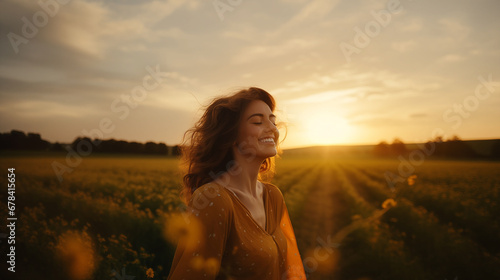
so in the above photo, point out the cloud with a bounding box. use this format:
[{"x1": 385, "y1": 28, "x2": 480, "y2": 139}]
[
  {"x1": 284, "y1": 88, "x2": 373, "y2": 104},
  {"x1": 439, "y1": 18, "x2": 470, "y2": 41},
  {"x1": 232, "y1": 38, "x2": 317, "y2": 64},
  {"x1": 139, "y1": 0, "x2": 195, "y2": 24},
  {"x1": 408, "y1": 113, "x2": 428, "y2": 119},
  {"x1": 348, "y1": 115, "x2": 404, "y2": 127},
  {"x1": 398, "y1": 17, "x2": 423, "y2": 32},
  {"x1": 438, "y1": 54, "x2": 465, "y2": 63},
  {"x1": 391, "y1": 40, "x2": 416, "y2": 53},
  {"x1": 1, "y1": 0, "x2": 499, "y2": 146},
  {"x1": 283, "y1": 0, "x2": 341, "y2": 26},
  {"x1": 0, "y1": 0, "x2": 200, "y2": 105},
  {"x1": 0, "y1": 99, "x2": 101, "y2": 119}
]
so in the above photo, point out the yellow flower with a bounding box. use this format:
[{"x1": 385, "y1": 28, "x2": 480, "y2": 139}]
[
  {"x1": 190, "y1": 256, "x2": 205, "y2": 270},
  {"x1": 189, "y1": 256, "x2": 220, "y2": 275},
  {"x1": 55, "y1": 230, "x2": 97, "y2": 280},
  {"x1": 163, "y1": 212, "x2": 202, "y2": 251},
  {"x1": 382, "y1": 198, "x2": 397, "y2": 209},
  {"x1": 407, "y1": 174, "x2": 417, "y2": 186},
  {"x1": 351, "y1": 214, "x2": 362, "y2": 221},
  {"x1": 146, "y1": 268, "x2": 154, "y2": 278},
  {"x1": 204, "y1": 258, "x2": 220, "y2": 275}
]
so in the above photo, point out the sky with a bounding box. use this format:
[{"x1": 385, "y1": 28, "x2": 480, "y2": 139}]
[{"x1": 1, "y1": 0, "x2": 499, "y2": 149}]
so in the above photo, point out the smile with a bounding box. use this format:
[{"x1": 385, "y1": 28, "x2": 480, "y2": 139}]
[{"x1": 259, "y1": 137, "x2": 275, "y2": 144}]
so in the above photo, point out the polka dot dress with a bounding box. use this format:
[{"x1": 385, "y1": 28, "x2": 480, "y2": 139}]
[{"x1": 167, "y1": 182, "x2": 306, "y2": 280}]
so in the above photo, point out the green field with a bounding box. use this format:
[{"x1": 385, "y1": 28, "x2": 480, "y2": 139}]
[{"x1": 0, "y1": 153, "x2": 499, "y2": 280}]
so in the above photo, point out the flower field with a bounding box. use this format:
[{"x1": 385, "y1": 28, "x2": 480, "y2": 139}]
[{"x1": 0, "y1": 153, "x2": 499, "y2": 279}]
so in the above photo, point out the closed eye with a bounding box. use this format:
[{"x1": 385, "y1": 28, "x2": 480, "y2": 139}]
[
  {"x1": 253, "y1": 122, "x2": 276, "y2": 126},
  {"x1": 248, "y1": 113, "x2": 277, "y2": 126}
]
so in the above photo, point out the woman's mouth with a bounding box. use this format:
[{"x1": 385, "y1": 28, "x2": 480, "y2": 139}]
[{"x1": 259, "y1": 137, "x2": 275, "y2": 144}]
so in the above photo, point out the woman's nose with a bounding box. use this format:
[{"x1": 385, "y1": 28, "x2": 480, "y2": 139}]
[{"x1": 266, "y1": 121, "x2": 279, "y2": 135}]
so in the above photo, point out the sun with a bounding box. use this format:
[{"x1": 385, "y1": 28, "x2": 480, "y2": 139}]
[{"x1": 303, "y1": 111, "x2": 353, "y2": 145}]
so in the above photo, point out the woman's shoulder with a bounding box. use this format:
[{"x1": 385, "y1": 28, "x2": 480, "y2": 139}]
[
  {"x1": 261, "y1": 181, "x2": 285, "y2": 202},
  {"x1": 260, "y1": 181, "x2": 287, "y2": 217},
  {"x1": 189, "y1": 182, "x2": 234, "y2": 211}
]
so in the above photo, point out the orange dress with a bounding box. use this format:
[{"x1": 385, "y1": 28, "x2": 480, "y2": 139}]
[{"x1": 167, "y1": 182, "x2": 306, "y2": 280}]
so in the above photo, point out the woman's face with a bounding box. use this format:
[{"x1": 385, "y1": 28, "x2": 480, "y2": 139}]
[{"x1": 234, "y1": 100, "x2": 279, "y2": 160}]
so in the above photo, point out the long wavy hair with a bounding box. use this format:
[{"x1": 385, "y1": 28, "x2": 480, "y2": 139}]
[{"x1": 180, "y1": 87, "x2": 282, "y2": 202}]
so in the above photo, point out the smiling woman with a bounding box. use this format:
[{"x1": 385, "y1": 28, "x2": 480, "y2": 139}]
[{"x1": 167, "y1": 87, "x2": 306, "y2": 280}]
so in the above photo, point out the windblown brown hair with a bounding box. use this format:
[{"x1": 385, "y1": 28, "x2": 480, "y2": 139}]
[{"x1": 179, "y1": 87, "x2": 282, "y2": 203}]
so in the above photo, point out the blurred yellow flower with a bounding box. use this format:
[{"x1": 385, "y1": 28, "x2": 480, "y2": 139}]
[
  {"x1": 204, "y1": 258, "x2": 220, "y2": 275},
  {"x1": 190, "y1": 256, "x2": 205, "y2": 270},
  {"x1": 163, "y1": 212, "x2": 202, "y2": 251},
  {"x1": 146, "y1": 268, "x2": 154, "y2": 278},
  {"x1": 407, "y1": 175, "x2": 417, "y2": 186},
  {"x1": 55, "y1": 230, "x2": 97, "y2": 280},
  {"x1": 351, "y1": 214, "x2": 362, "y2": 221},
  {"x1": 382, "y1": 198, "x2": 397, "y2": 209},
  {"x1": 189, "y1": 256, "x2": 220, "y2": 275}
]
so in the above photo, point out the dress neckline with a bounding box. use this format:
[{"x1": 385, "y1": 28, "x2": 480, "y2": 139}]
[{"x1": 219, "y1": 182, "x2": 270, "y2": 235}]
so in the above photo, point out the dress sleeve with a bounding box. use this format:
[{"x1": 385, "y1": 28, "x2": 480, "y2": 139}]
[
  {"x1": 167, "y1": 184, "x2": 233, "y2": 280},
  {"x1": 279, "y1": 191, "x2": 307, "y2": 279}
]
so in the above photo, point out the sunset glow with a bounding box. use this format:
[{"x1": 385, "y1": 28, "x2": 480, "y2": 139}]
[
  {"x1": 1, "y1": 0, "x2": 499, "y2": 149},
  {"x1": 303, "y1": 111, "x2": 353, "y2": 146}
]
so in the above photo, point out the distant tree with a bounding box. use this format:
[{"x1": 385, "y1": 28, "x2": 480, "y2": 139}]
[
  {"x1": 444, "y1": 135, "x2": 478, "y2": 158},
  {"x1": 374, "y1": 141, "x2": 390, "y2": 156},
  {"x1": 99, "y1": 139, "x2": 116, "y2": 153},
  {"x1": 115, "y1": 140, "x2": 127, "y2": 153},
  {"x1": 27, "y1": 133, "x2": 50, "y2": 150},
  {"x1": 143, "y1": 141, "x2": 168, "y2": 155},
  {"x1": 71, "y1": 137, "x2": 93, "y2": 154},
  {"x1": 9, "y1": 130, "x2": 27, "y2": 149},
  {"x1": 433, "y1": 135, "x2": 444, "y2": 143},
  {"x1": 427, "y1": 136, "x2": 444, "y2": 156},
  {"x1": 428, "y1": 135, "x2": 479, "y2": 158},
  {"x1": 491, "y1": 140, "x2": 500, "y2": 159},
  {"x1": 0, "y1": 130, "x2": 49, "y2": 150},
  {"x1": 158, "y1": 143, "x2": 168, "y2": 155},
  {"x1": 128, "y1": 141, "x2": 144, "y2": 153},
  {"x1": 50, "y1": 142, "x2": 64, "y2": 151},
  {"x1": 172, "y1": 145, "x2": 182, "y2": 157},
  {"x1": 0, "y1": 133, "x2": 6, "y2": 149},
  {"x1": 390, "y1": 138, "x2": 407, "y2": 155},
  {"x1": 145, "y1": 141, "x2": 157, "y2": 154}
]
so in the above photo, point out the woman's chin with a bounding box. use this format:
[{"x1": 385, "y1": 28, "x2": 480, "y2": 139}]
[{"x1": 259, "y1": 148, "x2": 277, "y2": 158}]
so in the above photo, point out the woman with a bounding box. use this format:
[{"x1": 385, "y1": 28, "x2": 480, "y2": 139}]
[{"x1": 167, "y1": 87, "x2": 306, "y2": 279}]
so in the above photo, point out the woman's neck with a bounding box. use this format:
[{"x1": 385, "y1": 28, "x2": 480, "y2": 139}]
[{"x1": 223, "y1": 151, "x2": 264, "y2": 197}]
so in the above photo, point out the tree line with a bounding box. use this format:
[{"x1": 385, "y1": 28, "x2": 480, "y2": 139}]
[
  {"x1": 2, "y1": 130, "x2": 499, "y2": 159},
  {"x1": 0, "y1": 130, "x2": 181, "y2": 156},
  {"x1": 374, "y1": 136, "x2": 500, "y2": 159}
]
